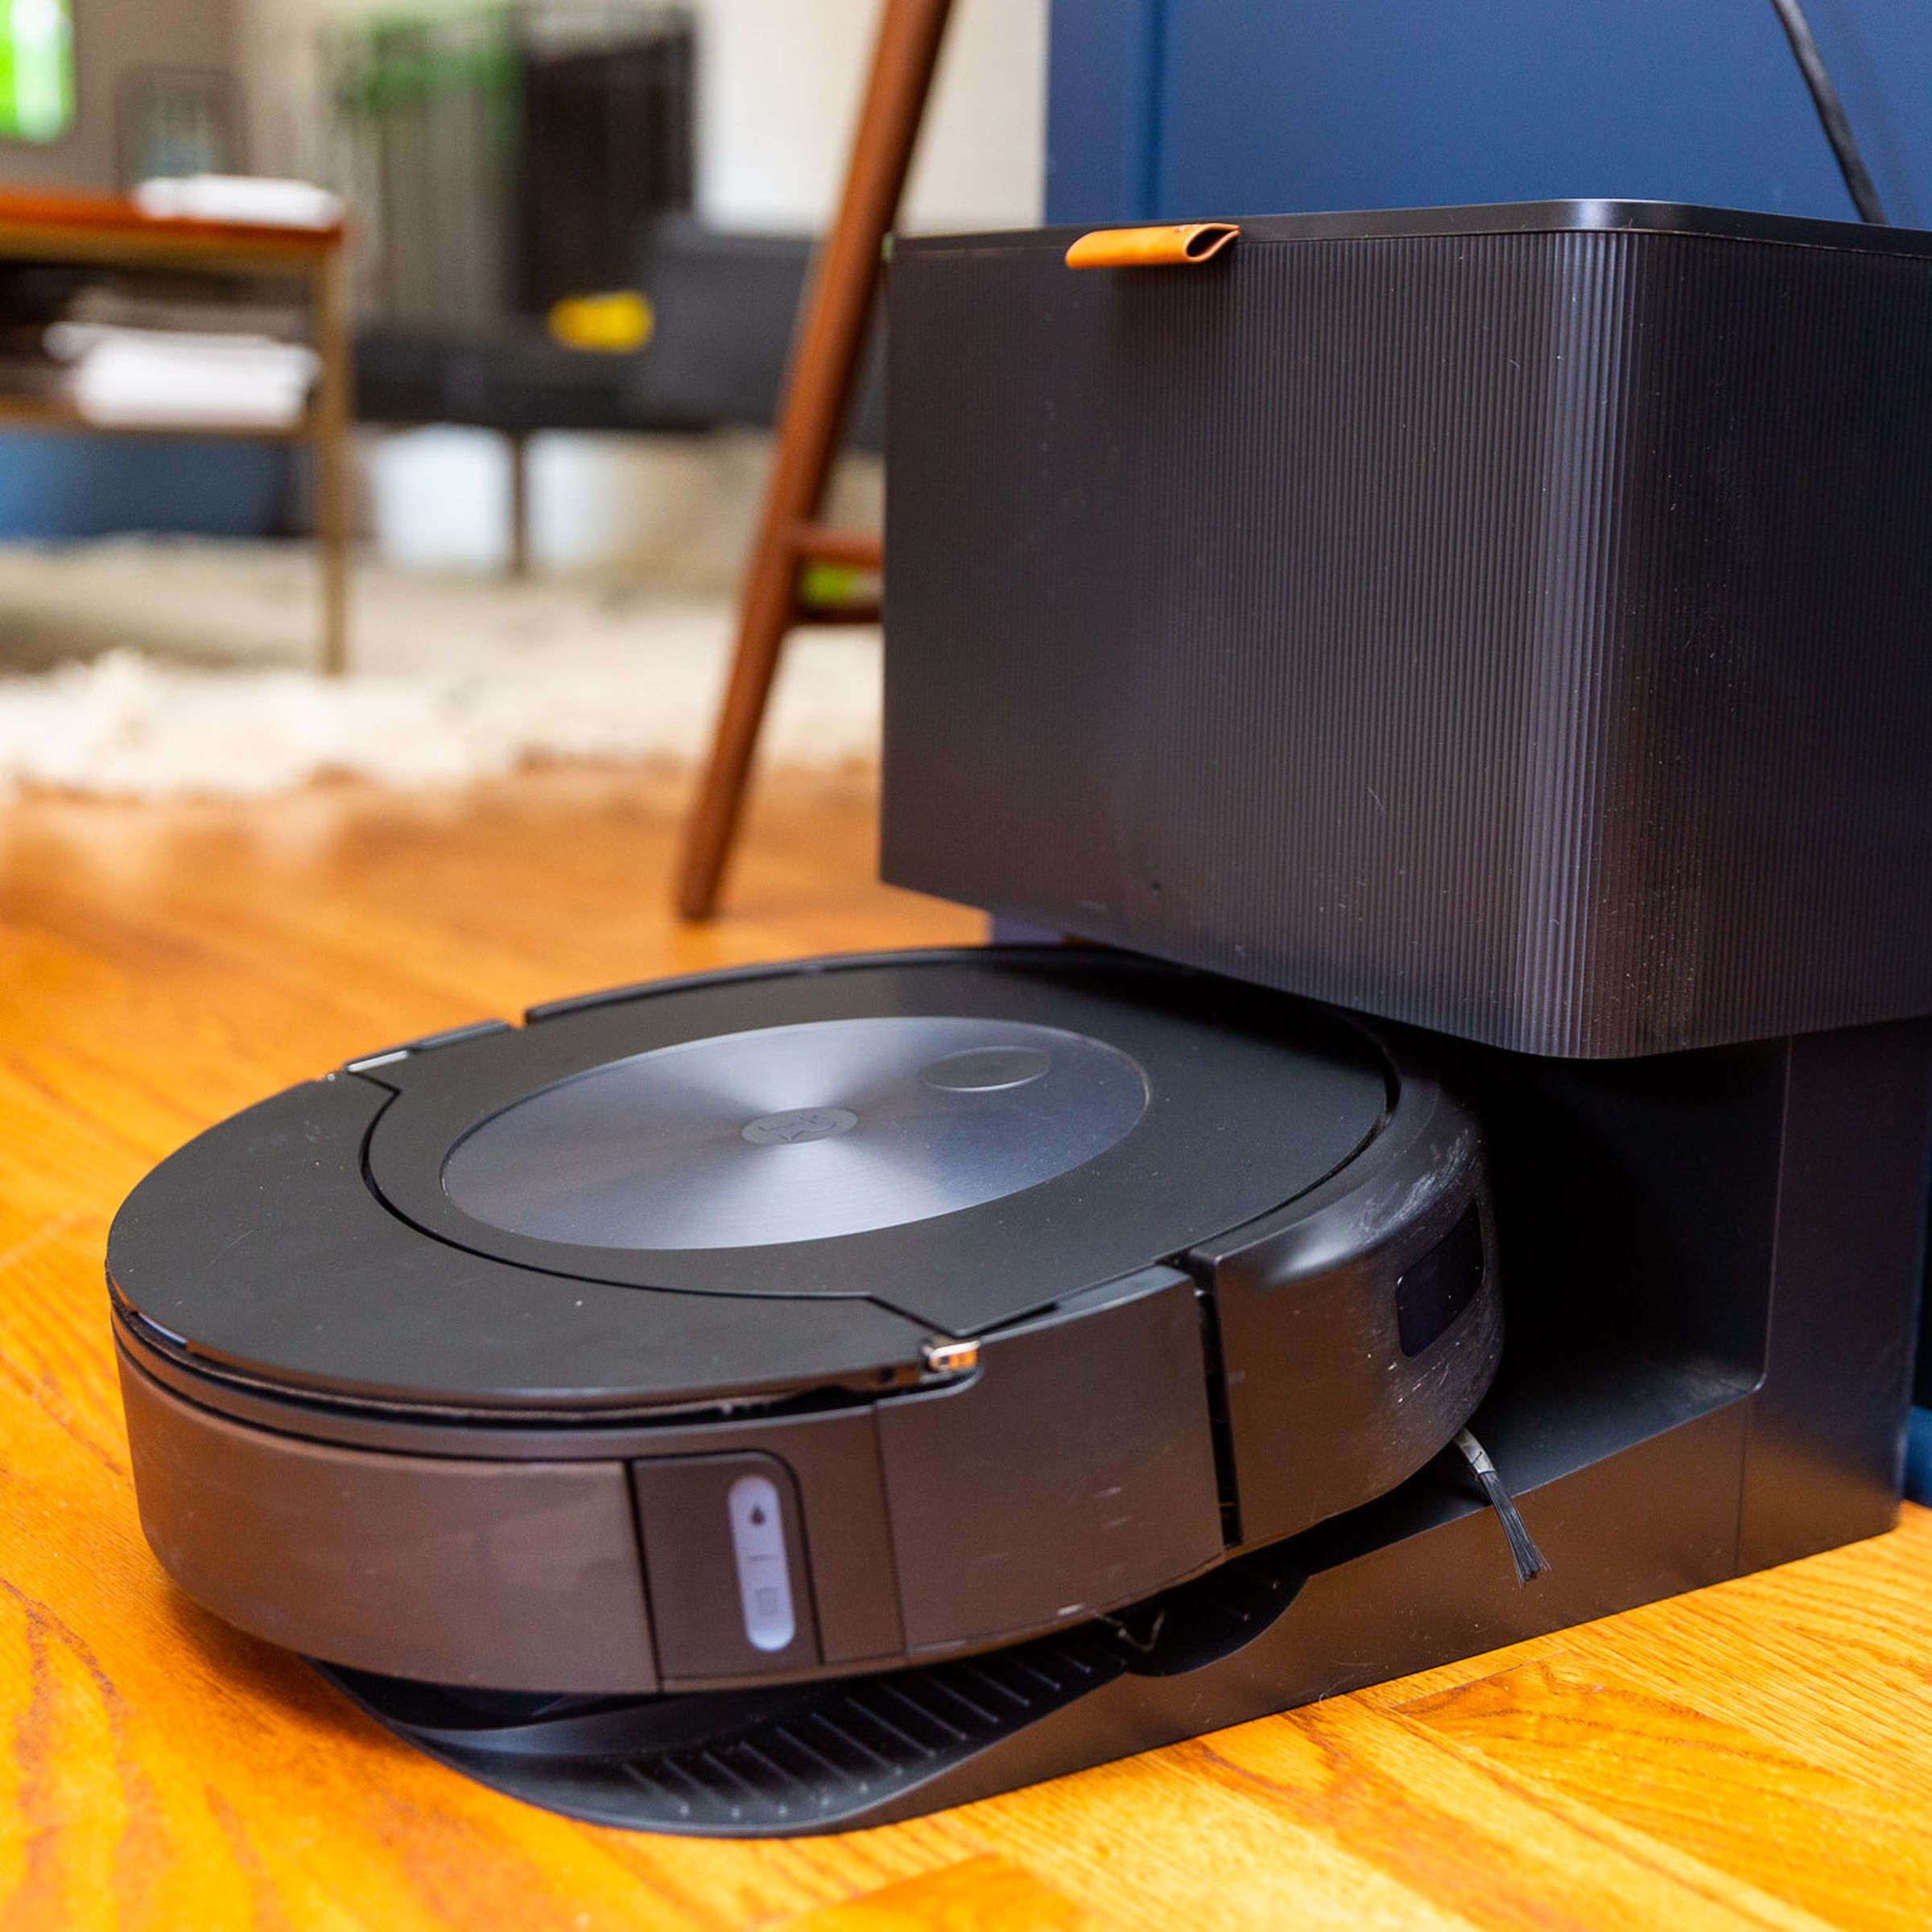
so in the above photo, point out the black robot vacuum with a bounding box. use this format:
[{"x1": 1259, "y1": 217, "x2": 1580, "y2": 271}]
[
  {"x1": 109, "y1": 947, "x2": 1502, "y2": 1833},
  {"x1": 113, "y1": 197, "x2": 1932, "y2": 1837}
]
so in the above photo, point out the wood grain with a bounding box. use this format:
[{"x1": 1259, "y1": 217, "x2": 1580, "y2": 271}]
[
  {"x1": 774, "y1": 1855, "x2": 1100, "y2": 1931},
  {"x1": 2, "y1": 762, "x2": 1930, "y2": 1931}
]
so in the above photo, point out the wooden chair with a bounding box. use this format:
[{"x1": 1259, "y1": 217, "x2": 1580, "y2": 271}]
[{"x1": 675, "y1": 0, "x2": 952, "y2": 919}]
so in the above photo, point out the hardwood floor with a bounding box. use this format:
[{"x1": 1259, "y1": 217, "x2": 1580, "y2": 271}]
[{"x1": 2, "y1": 763, "x2": 1929, "y2": 1931}]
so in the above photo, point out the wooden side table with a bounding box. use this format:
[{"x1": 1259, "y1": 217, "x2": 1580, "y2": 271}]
[{"x1": 0, "y1": 187, "x2": 354, "y2": 675}]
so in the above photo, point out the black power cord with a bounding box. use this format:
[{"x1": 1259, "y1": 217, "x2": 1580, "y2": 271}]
[{"x1": 1769, "y1": 0, "x2": 1889, "y2": 224}]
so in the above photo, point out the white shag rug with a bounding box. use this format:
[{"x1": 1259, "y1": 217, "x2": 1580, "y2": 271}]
[{"x1": 0, "y1": 538, "x2": 882, "y2": 800}]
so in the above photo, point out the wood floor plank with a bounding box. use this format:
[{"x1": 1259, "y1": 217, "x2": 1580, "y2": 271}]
[
  {"x1": 1197, "y1": 1698, "x2": 1836, "y2": 1932},
  {"x1": 927, "y1": 1744, "x2": 1494, "y2": 1932},
  {"x1": 769, "y1": 1854, "x2": 1100, "y2": 1931},
  {"x1": 2, "y1": 764, "x2": 1928, "y2": 1930},
  {"x1": 1397, "y1": 1657, "x2": 1931, "y2": 1932},
  {"x1": 1546, "y1": 1542, "x2": 1932, "y2": 1797}
]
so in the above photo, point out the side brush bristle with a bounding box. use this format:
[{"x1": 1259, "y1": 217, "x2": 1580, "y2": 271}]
[{"x1": 1456, "y1": 1427, "x2": 1550, "y2": 1586}]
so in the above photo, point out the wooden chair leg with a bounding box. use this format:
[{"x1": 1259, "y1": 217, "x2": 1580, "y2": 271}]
[
  {"x1": 675, "y1": 0, "x2": 951, "y2": 920},
  {"x1": 313, "y1": 245, "x2": 354, "y2": 678}
]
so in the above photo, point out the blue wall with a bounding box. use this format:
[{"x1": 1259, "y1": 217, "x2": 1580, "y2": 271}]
[
  {"x1": 1046, "y1": 0, "x2": 1932, "y2": 227},
  {"x1": 0, "y1": 435, "x2": 291, "y2": 540}
]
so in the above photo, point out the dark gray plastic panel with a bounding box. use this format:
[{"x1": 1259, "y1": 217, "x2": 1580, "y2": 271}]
[
  {"x1": 876, "y1": 1267, "x2": 1224, "y2": 1652},
  {"x1": 1739, "y1": 1018, "x2": 1932, "y2": 1568},
  {"x1": 105, "y1": 1074, "x2": 935, "y2": 1413},
  {"x1": 631, "y1": 1452, "x2": 819, "y2": 1685},
  {"x1": 883, "y1": 209, "x2": 1932, "y2": 1055},
  {"x1": 118, "y1": 1350, "x2": 657, "y2": 1692},
  {"x1": 1192, "y1": 1075, "x2": 1499, "y2": 1548},
  {"x1": 119, "y1": 1313, "x2": 910, "y2": 1683}
]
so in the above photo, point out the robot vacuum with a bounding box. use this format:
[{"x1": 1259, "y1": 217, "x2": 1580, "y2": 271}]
[{"x1": 109, "y1": 947, "x2": 1501, "y2": 1832}]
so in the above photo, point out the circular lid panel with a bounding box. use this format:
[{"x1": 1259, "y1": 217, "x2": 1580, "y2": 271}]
[
  {"x1": 364, "y1": 954, "x2": 1393, "y2": 1327},
  {"x1": 443, "y1": 1016, "x2": 1148, "y2": 1250}
]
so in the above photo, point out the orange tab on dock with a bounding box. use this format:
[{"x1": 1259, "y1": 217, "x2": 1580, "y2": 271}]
[{"x1": 1064, "y1": 221, "x2": 1239, "y2": 268}]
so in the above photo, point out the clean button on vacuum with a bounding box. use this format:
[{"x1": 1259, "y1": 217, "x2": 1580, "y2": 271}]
[{"x1": 728, "y1": 1472, "x2": 797, "y2": 1653}]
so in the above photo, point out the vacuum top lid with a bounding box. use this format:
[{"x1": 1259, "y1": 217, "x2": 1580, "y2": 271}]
[{"x1": 108, "y1": 951, "x2": 1399, "y2": 1416}]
